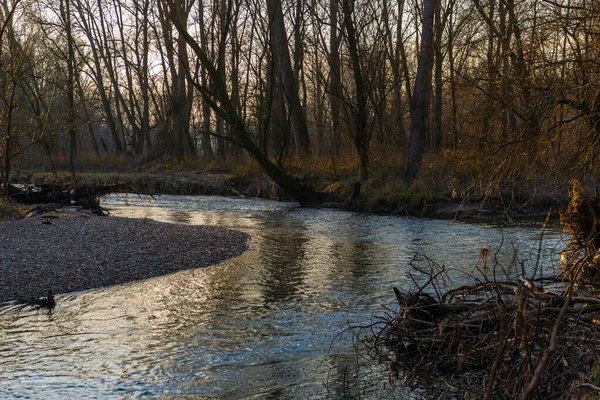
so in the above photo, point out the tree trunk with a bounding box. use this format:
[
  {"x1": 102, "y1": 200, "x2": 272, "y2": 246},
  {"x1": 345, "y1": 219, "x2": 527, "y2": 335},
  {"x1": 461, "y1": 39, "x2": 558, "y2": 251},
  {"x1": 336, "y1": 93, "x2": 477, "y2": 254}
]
[
  {"x1": 432, "y1": 0, "x2": 443, "y2": 151},
  {"x1": 329, "y1": 0, "x2": 342, "y2": 155},
  {"x1": 2, "y1": 84, "x2": 15, "y2": 193},
  {"x1": 382, "y1": 0, "x2": 405, "y2": 146},
  {"x1": 342, "y1": 0, "x2": 370, "y2": 182},
  {"x1": 73, "y1": 0, "x2": 124, "y2": 154},
  {"x1": 60, "y1": 0, "x2": 77, "y2": 182},
  {"x1": 482, "y1": 0, "x2": 496, "y2": 147},
  {"x1": 230, "y1": 25, "x2": 242, "y2": 158},
  {"x1": 448, "y1": 6, "x2": 458, "y2": 149},
  {"x1": 113, "y1": 0, "x2": 143, "y2": 154},
  {"x1": 175, "y1": 25, "x2": 193, "y2": 158},
  {"x1": 166, "y1": 0, "x2": 323, "y2": 205},
  {"x1": 398, "y1": 0, "x2": 412, "y2": 107},
  {"x1": 266, "y1": 0, "x2": 311, "y2": 156},
  {"x1": 159, "y1": 0, "x2": 194, "y2": 159},
  {"x1": 407, "y1": 0, "x2": 436, "y2": 180},
  {"x1": 75, "y1": 69, "x2": 100, "y2": 157},
  {"x1": 139, "y1": 0, "x2": 152, "y2": 153},
  {"x1": 198, "y1": 0, "x2": 213, "y2": 159},
  {"x1": 215, "y1": 0, "x2": 229, "y2": 160}
]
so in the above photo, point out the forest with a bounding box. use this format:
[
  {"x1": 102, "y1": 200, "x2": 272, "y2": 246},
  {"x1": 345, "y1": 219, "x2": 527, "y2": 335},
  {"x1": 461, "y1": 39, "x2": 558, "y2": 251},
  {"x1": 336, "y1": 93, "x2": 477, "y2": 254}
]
[
  {"x1": 4, "y1": 0, "x2": 600, "y2": 397},
  {"x1": 0, "y1": 0, "x2": 598, "y2": 208}
]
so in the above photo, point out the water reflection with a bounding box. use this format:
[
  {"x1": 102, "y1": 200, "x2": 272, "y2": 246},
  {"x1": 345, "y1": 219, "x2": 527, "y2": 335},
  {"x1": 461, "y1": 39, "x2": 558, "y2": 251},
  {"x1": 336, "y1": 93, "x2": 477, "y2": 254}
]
[
  {"x1": 260, "y1": 231, "x2": 308, "y2": 303},
  {"x1": 256, "y1": 215, "x2": 310, "y2": 304},
  {"x1": 0, "y1": 194, "x2": 565, "y2": 398},
  {"x1": 168, "y1": 210, "x2": 192, "y2": 224}
]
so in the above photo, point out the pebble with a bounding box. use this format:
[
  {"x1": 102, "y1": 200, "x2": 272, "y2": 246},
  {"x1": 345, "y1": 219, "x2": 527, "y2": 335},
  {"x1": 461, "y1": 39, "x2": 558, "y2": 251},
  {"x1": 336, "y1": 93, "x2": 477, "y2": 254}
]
[{"x1": 0, "y1": 208, "x2": 249, "y2": 303}]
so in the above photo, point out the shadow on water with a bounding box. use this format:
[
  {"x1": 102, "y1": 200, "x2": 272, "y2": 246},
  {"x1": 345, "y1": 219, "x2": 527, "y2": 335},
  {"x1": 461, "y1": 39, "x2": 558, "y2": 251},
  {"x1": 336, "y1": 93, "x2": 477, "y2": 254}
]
[
  {"x1": 257, "y1": 214, "x2": 309, "y2": 304},
  {"x1": 0, "y1": 194, "x2": 566, "y2": 398}
]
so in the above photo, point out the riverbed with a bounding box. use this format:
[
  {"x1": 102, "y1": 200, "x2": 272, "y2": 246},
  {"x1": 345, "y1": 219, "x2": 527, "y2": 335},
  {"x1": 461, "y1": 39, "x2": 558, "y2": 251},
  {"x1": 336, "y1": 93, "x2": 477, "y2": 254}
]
[{"x1": 0, "y1": 194, "x2": 565, "y2": 398}]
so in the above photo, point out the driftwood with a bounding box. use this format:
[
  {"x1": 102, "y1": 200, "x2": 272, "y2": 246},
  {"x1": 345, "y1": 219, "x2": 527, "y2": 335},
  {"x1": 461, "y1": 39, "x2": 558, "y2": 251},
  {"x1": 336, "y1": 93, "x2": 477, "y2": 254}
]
[
  {"x1": 8, "y1": 183, "x2": 132, "y2": 214},
  {"x1": 363, "y1": 260, "x2": 599, "y2": 399},
  {"x1": 15, "y1": 289, "x2": 56, "y2": 310}
]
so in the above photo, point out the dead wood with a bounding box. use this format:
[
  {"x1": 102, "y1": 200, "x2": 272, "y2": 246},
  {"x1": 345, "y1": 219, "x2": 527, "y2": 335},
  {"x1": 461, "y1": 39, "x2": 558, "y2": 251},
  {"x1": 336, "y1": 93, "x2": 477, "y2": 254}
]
[
  {"x1": 8, "y1": 182, "x2": 133, "y2": 214},
  {"x1": 365, "y1": 262, "x2": 599, "y2": 399},
  {"x1": 364, "y1": 181, "x2": 600, "y2": 399}
]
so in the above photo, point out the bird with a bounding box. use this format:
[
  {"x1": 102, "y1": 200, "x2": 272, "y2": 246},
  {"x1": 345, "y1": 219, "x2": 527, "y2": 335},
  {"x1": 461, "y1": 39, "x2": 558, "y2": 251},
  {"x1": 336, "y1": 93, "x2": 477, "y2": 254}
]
[{"x1": 29, "y1": 290, "x2": 56, "y2": 310}]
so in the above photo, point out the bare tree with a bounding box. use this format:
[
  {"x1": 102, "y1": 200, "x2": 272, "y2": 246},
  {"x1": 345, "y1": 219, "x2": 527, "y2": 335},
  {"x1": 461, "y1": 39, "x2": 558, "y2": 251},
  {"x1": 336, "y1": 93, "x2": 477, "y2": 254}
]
[
  {"x1": 329, "y1": 0, "x2": 341, "y2": 155},
  {"x1": 58, "y1": 0, "x2": 77, "y2": 180},
  {"x1": 72, "y1": 0, "x2": 124, "y2": 154},
  {"x1": 341, "y1": 0, "x2": 371, "y2": 182},
  {"x1": 0, "y1": 0, "x2": 37, "y2": 189},
  {"x1": 161, "y1": 0, "x2": 323, "y2": 204},
  {"x1": 158, "y1": 0, "x2": 195, "y2": 159},
  {"x1": 407, "y1": 0, "x2": 436, "y2": 180},
  {"x1": 266, "y1": 0, "x2": 311, "y2": 156}
]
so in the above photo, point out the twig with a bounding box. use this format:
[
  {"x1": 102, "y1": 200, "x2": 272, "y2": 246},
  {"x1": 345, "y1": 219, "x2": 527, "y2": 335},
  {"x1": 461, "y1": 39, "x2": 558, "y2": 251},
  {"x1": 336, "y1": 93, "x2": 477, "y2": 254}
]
[
  {"x1": 522, "y1": 283, "x2": 574, "y2": 400},
  {"x1": 577, "y1": 382, "x2": 600, "y2": 392}
]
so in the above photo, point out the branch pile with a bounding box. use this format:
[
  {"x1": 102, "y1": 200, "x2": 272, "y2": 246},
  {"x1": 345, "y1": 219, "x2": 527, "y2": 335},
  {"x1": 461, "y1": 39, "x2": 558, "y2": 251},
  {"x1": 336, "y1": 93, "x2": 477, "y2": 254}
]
[{"x1": 365, "y1": 181, "x2": 600, "y2": 399}]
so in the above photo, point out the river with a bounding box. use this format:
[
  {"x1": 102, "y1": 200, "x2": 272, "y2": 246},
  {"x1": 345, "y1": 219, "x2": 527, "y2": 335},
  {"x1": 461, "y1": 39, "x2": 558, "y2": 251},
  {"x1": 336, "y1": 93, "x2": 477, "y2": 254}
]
[{"x1": 0, "y1": 195, "x2": 565, "y2": 398}]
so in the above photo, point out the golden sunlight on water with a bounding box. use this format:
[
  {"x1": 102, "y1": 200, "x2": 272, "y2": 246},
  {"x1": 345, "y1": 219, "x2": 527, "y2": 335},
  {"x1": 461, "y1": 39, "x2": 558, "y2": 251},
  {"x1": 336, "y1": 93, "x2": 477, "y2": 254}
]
[{"x1": 0, "y1": 194, "x2": 565, "y2": 398}]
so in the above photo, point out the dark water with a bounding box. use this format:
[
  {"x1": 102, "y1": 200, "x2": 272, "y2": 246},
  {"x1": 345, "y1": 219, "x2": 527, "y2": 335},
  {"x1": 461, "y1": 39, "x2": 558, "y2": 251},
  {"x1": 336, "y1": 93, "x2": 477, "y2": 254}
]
[{"x1": 0, "y1": 195, "x2": 565, "y2": 398}]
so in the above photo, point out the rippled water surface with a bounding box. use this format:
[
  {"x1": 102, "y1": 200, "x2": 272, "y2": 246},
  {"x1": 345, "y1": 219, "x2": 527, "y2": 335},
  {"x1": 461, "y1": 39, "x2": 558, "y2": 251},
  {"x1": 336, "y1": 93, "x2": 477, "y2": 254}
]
[{"x1": 0, "y1": 195, "x2": 565, "y2": 398}]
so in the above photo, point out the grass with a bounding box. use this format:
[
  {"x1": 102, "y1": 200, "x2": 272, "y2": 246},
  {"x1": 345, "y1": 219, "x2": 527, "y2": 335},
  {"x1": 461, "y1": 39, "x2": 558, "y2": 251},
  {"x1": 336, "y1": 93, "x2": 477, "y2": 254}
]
[
  {"x1": 7, "y1": 143, "x2": 578, "y2": 218},
  {"x1": 0, "y1": 196, "x2": 25, "y2": 221}
]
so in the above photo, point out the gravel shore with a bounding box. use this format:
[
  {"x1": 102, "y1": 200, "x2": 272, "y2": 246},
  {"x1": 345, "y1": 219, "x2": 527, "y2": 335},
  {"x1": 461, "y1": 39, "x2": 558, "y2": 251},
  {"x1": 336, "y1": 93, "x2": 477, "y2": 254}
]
[{"x1": 0, "y1": 208, "x2": 249, "y2": 303}]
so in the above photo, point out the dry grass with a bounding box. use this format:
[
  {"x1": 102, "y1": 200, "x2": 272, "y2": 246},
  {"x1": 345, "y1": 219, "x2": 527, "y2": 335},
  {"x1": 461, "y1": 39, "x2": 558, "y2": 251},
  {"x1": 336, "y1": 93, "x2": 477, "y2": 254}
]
[
  {"x1": 8, "y1": 142, "x2": 580, "y2": 214},
  {"x1": 0, "y1": 196, "x2": 24, "y2": 221}
]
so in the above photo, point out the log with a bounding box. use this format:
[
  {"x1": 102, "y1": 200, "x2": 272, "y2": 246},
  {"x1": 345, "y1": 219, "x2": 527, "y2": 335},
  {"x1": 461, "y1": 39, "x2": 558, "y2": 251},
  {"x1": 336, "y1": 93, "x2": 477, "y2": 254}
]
[{"x1": 8, "y1": 183, "x2": 132, "y2": 214}]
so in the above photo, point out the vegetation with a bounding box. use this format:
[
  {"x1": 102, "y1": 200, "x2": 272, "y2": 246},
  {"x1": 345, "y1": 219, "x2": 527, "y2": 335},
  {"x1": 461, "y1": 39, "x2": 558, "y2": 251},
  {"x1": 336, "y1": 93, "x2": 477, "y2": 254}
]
[
  {"x1": 359, "y1": 184, "x2": 600, "y2": 398},
  {"x1": 363, "y1": 255, "x2": 599, "y2": 399},
  {"x1": 2, "y1": 0, "x2": 600, "y2": 392},
  {"x1": 0, "y1": 0, "x2": 595, "y2": 210},
  {"x1": 0, "y1": 195, "x2": 22, "y2": 221}
]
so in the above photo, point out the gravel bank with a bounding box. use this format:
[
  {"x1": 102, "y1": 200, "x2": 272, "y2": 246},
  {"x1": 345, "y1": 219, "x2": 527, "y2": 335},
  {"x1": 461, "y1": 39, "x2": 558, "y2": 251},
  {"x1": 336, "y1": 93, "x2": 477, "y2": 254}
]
[{"x1": 0, "y1": 208, "x2": 249, "y2": 303}]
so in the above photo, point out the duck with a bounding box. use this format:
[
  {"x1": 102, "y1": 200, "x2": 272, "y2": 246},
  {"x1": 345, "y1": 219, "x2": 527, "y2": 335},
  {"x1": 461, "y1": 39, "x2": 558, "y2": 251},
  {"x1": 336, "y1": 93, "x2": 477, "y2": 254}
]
[{"x1": 30, "y1": 289, "x2": 56, "y2": 309}]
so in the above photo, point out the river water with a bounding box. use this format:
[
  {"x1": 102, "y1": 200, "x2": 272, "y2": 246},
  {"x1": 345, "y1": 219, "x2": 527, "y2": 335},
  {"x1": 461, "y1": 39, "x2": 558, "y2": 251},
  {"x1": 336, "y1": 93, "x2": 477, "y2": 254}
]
[{"x1": 0, "y1": 195, "x2": 565, "y2": 398}]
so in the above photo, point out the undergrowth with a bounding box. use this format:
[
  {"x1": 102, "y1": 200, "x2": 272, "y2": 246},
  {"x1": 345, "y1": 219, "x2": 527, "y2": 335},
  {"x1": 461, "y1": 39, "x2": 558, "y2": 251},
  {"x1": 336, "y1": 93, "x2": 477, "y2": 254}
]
[{"x1": 8, "y1": 143, "x2": 579, "y2": 214}]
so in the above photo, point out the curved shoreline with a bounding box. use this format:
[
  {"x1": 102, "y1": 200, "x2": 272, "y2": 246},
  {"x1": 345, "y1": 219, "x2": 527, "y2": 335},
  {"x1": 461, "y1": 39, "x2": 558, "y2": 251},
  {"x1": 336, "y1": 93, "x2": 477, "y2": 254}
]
[
  {"x1": 0, "y1": 208, "x2": 249, "y2": 303},
  {"x1": 11, "y1": 171, "x2": 564, "y2": 223}
]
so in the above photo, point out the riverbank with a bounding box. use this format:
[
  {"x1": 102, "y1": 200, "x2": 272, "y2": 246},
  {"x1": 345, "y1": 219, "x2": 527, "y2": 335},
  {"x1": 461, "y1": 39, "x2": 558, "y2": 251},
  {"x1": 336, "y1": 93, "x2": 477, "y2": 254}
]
[
  {"x1": 0, "y1": 207, "x2": 249, "y2": 303},
  {"x1": 9, "y1": 167, "x2": 565, "y2": 223}
]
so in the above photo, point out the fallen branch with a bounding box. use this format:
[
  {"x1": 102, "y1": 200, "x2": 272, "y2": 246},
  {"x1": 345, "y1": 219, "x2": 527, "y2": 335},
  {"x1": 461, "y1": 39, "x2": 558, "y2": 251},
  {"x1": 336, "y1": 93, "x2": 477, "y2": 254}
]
[{"x1": 364, "y1": 261, "x2": 599, "y2": 398}]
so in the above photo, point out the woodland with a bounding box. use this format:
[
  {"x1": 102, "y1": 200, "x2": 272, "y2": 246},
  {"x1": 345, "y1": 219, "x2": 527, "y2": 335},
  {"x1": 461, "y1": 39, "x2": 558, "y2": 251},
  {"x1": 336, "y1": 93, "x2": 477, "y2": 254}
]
[
  {"x1": 4, "y1": 0, "x2": 600, "y2": 397},
  {"x1": 0, "y1": 0, "x2": 599, "y2": 206}
]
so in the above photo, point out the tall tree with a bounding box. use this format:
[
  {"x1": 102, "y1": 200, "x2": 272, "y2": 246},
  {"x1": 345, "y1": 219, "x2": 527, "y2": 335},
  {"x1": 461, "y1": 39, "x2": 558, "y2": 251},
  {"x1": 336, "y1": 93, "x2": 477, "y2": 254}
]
[
  {"x1": 341, "y1": 0, "x2": 371, "y2": 182},
  {"x1": 215, "y1": 0, "x2": 229, "y2": 160},
  {"x1": 73, "y1": 0, "x2": 124, "y2": 154},
  {"x1": 198, "y1": 0, "x2": 213, "y2": 159},
  {"x1": 162, "y1": 0, "x2": 323, "y2": 205},
  {"x1": 266, "y1": 0, "x2": 311, "y2": 156},
  {"x1": 407, "y1": 0, "x2": 436, "y2": 179},
  {"x1": 329, "y1": 0, "x2": 341, "y2": 155},
  {"x1": 59, "y1": 0, "x2": 77, "y2": 181},
  {"x1": 382, "y1": 0, "x2": 406, "y2": 146},
  {"x1": 158, "y1": 0, "x2": 195, "y2": 158},
  {"x1": 0, "y1": 0, "x2": 37, "y2": 190}
]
